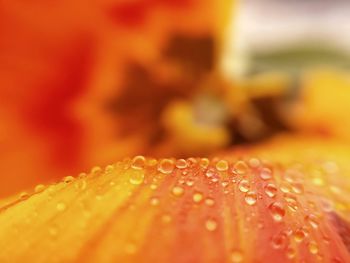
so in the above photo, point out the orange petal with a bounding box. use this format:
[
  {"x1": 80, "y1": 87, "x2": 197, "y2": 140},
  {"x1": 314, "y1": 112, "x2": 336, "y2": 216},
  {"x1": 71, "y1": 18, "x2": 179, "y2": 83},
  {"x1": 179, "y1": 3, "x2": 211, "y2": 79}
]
[{"x1": 0, "y1": 154, "x2": 349, "y2": 262}]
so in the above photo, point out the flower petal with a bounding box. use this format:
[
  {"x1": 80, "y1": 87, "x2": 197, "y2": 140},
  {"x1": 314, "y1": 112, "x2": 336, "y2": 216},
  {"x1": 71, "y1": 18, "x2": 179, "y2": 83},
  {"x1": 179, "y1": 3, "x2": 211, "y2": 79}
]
[{"x1": 0, "y1": 152, "x2": 349, "y2": 262}]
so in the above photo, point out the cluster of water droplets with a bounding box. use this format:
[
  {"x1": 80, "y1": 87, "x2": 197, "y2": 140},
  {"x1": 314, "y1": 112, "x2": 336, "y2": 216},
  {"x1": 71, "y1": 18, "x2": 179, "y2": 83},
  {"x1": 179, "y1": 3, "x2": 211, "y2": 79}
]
[{"x1": 11, "y1": 155, "x2": 347, "y2": 262}]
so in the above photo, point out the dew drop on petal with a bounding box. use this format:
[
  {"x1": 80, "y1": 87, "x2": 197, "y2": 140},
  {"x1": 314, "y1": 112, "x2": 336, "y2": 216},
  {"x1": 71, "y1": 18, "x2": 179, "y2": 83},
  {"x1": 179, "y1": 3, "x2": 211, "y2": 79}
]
[
  {"x1": 199, "y1": 158, "x2": 210, "y2": 168},
  {"x1": 293, "y1": 228, "x2": 306, "y2": 243},
  {"x1": 205, "y1": 198, "x2": 215, "y2": 206},
  {"x1": 158, "y1": 159, "x2": 175, "y2": 174},
  {"x1": 268, "y1": 202, "x2": 285, "y2": 222},
  {"x1": 131, "y1": 155, "x2": 146, "y2": 170},
  {"x1": 150, "y1": 197, "x2": 160, "y2": 206},
  {"x1": 187, "y1": 157, "x2": 198, "y2": 166},
  {"x1": 264, "y1": 183, "x2": 277, "y2": 198},
  {"x1": 91, "y1": 166, "x2": 102, "y2": 174},
  {"x1": 75, "y1": 179, "x2": 87, "y2": 191},
  {"x1": 172, "y1": 186, "x2": 184, "y2": 197},
  {"x1": 34, "y1": 184, "x2": 45, "y2": 193},
  {"x1": 248, "y1": 158, "x2": 260, "y2": 168},
  {"x1": 305, "y1": 214, "x2": 319, "y2": 229},
  {"x1": 286, "y1": 247, "x2": 296, "y2": 259},
  {"x1": 320, "y1": 198, "x2": 334, "y2": 212},
  {"x1": 186, "y1": 179, "x2": 194, "y2": 187},
  {"x1": 233, "y1": 160, "x2": 248, "y2": 175},
  {"x1": 206, "y1": 169, "x2": 216, "y2": 178},
  {"x1": 104, "y1": 165, "x2": 114, "y2": 173},
  {"x1": 161, "y1": 214, "x2": 172, "y2": 224},
  {"x1": 63, "y1": 176, "x2": 74, "y2": 183},
  {"x1": 129, "y1": 170, "x2": 145, "y2": 185},
  {"x1": 78, "y1": 172, "x2": 87, "y2": 178},
  {"x1": 284, "y1": 194, "x2": 299, "y2": 212},
  {"x1": 291, "y1": 182, "x2": 304, "y2": 194},
  {"x1": 280, "y1": 182, "x2": 291, "y2": 193},
  {"x1": 205, "y1": 219, "x2": 218, "y2": 231},
  {"x1": 147, "y1": 158, "x2": 158, "y2": 167},
  {"x1": 176, "y1": 159, "x2": 188, "y2": 169},
  {"x1": 193, "y1": 192, "x2": 203, "y2": 203},
  {"x1": 238, "y1": 179, "x2": 250, "y2": 193},
  {"x1": 308, "y1": 241, "x2": 319, "y2": 255},
  {"x1": 260, "y1": 168, "x2": 272, "y2": 180},
  {"x1": 312, "y1": 177, "x2": 325, "y2": 186},
  {"x1": 216, "y1": 160, "x2": 229, "y2": 171},
  {"x1": 245, "y1": 191, "x2": 257, "y2": 206},
  {"x1": 271, "y1": 233, "x2": 287, "y2": 249},
  {"x1": 19, "y1": 192, "x2": 29, "y2": 200}
]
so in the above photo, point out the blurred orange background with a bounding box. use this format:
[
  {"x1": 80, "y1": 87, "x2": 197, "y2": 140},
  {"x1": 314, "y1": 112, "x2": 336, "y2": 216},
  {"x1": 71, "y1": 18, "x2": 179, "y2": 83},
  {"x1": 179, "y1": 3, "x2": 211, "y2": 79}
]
[{"x1": 0, "y1": 0, "x2": 232, "y2": 197}]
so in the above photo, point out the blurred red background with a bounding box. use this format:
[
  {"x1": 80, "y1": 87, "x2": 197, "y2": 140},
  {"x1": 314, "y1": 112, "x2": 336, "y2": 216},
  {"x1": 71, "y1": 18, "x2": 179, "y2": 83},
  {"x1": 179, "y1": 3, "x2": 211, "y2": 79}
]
[{"x1": 0, "y1": 0, "x2": 224, "y2": 197}]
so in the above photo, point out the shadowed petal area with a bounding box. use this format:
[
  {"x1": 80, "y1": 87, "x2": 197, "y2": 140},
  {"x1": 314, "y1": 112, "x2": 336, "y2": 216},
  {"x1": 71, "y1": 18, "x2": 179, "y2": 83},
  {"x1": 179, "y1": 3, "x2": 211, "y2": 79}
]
[{"x1": 0, "y1": 149, "x2": 349, "y2": 262}]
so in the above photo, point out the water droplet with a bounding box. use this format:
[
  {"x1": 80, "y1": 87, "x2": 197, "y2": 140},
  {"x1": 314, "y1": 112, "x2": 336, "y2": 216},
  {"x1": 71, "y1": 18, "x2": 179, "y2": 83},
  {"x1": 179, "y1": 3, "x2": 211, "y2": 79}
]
[
  {"x1": 161, "y1": 214, "x2": 172, "y2": 224},
  {"x1": 56, "y1": 202, "x2": 66, "y2": 212},
  {"x1": 104, "y1": 165, "x2": 114, "y2": 173},
  {"x1": 193, "y1": 192, "x2": 203, "y2": 203},
  {"x1": 268, "y1": 202, "x2": 285, "y2": 222},
  {"x1": 91, "y1": 166, "x2": 102, "y2": 174},
  {"x1": 216, "y1": 160, "x2": 229, "y2": 171},
  {"x1": 75, "y1": 179, "x2": 87, "y2": 191},
  {"x1": 186, "y1": 179, "x2": 194, "y2": 187},
  {"x1": 176, "y1": 159, "x2": 188, "y2": 169},
  {"x1": 63, "y1": 176, "x2": 74, "y2": 183},
  {"x1": 230, "y1": 249, "x2": 243, "y2": 262},
  {"x1": 271, "y1": 233, "x2": 287, "y2": 249},
  {"x1": 150, "y1": 197, "x2": 160, "y2": 206},
  {"x1": 221, "y1": 180, "x2": 229, "y2": 187},
  {"x1": 291, "y1": 182, "x2": 304, "y2": 194},
  {"x1": 305, "y1": 214, "x2": 319, "y2": 229},
  {"x1": 238, "y1": 180, "x2": 249, "y2": 193},
  {"x1": 147, "y1": 158, "x2": 158, "y2": 167},
  {"x1": 172, "y1": 186, "x2": 184, "y2": 197},
  {"x1": 248, "y1": 158, "x2": 260, "y2": 168},
  {"x1": 131, "y1": 155, "x2": 146, "y2": 170},
  {"x1": 34, "y1": 184, "x2": 45, "y2": 193},
  {"x1": 286, "y1": 247, "x2": 296, "y2": 259},
  {"x1": 78, "y1": 172, "x2": 87, "y2": 178},
  {"x1": 312, "y1": 177, "x2": 325, "y2": 186},
  {"x1": 245, "y1": 191, "x2": 257, "y2": 206},
  {"x1": 320, "y1": 198, "x2": 334, "y2": 212},
  {"x1": 199, "y1": 158, "x2": 210, "y2": 168},
  {"x1": 129, "y1": 170, "x2": 145, "y2": 185},
  {"x1": 150, "y1": 183, "x2": 158, "y2": 190},
  {"x1": 205, "y1": 219, "x2": 217, "y2": 231},
  {"x1": 205, "y1": 198, "x2": 215, "y2": 206},
  {"x1": 284, "y1": 194, "x2": 299, "y2": 212},
  {"x1": 206, "y1": 169, "x2": 216, "y2": 178},
  {"x1": 187, "y1": 157, "x2": 197, "y2": 166},
  {"x1": 19, "y1": 192, "x2": 29, "y2": 200},
  {"x1": 308, "y1": 241, "x2": 319, "y2": 254},
  {"x1": 264, "y1": 183, "x2": 277, "y2": 198},
  {"x1": 293, "y1": 228, "x2": 306, "y2": 243},
  {"x1": 158, "y1": 159, "x2": 175, "y2": 174},
  {"x1": 233, "y1": 161, "x2": 248, "y2": 174},
  {"x1": 260, "y1": 168, "x2": 272, "y2": 180},
  {"x1": 280, "y1": 182, "x2": 291, "y2": 193}
]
